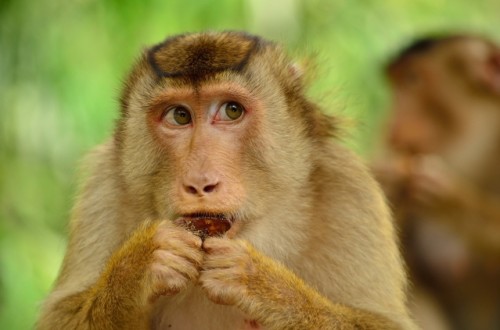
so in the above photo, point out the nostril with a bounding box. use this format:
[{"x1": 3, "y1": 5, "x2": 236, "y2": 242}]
[
  {"x1": 203, "y1": 183, "x2": 218, "y2": 193},
  {"x1": 184, "y1": 182, "x2": 218, "y2": 195},
  {"x1": 185, "y1": 185, "x2": 198, "y2": 195}
]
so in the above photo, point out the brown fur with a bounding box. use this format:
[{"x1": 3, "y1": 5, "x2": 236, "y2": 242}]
[
  {"x1": 377, "y1": 35, "x2": 500, "y2": 329},
  {"x1": 149, "y1": 32, "x2": 260, "y2": 80},
  {"x1": 37, "y1": 32, "x2": 416, "y2": 330}
]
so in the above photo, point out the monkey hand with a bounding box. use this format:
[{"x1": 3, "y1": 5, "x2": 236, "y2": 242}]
[
  {"x1": 144, "y1": 220, "x2": 204, "y2": 302},
  {"x1": 408, "y1": 156, "x2": 467, "y2": 212},
  {"x1": 199, "y1": 238, "x2": 340, "y2": 329},
  {"x1": 98, "y1": 220, "x2": 203, "y2": 308},
  {"x1": 38, "y1": 221, "x2": 203, "y2": 329},
  {"x1": 372, "y1": 156, "x2": 411, "y2": 203},
  {"x1": 198, "y1": 237, "x2": 251, "y2": 306}
]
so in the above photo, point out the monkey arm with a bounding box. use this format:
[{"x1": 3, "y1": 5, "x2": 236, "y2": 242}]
[
  {"x1": 38, "y1": 217, "x2": 204, "y2": 330},
  {"x1": 200, "y1": 239, "x2": 404, "y2": 330},
  {"x1": 242, "y1": 244, "x2": 403, "y2": 330},
  {"x1": 37, "y1": 144, "x2": 144, "y2": 329},
  {"x1": 37, "y1": 221, "x2": 160, "y2": 330},
  {"x1": 37, "y1": 143, "x2": 154, "y2": 329},
  {"x1": 413, "y1": 164, "x2": 500, "y2": 256}
]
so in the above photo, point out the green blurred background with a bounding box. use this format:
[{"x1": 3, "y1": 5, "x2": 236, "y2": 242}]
[{"x1": 1, "y1": 0, "x2": 499, "y2": 328}]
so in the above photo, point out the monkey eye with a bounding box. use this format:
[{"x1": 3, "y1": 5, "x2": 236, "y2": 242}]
[
  {"x1": 163, "y1": 106, "x2": 192, "y2": 126},
  {"x1": 217, "y1": 101, "x2": 245, "y2": 121}
]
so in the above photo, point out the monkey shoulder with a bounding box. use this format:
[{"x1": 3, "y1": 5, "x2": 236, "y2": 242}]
[
  {"x1": 56, "y1": 141, "x2": 125, "y2": 286},
  {"x1": 299, "y1": 142, "x2": 404, "y2": 309},
  {"x1": 313, "y1": 142, "x2": 390, "y2": 224}
]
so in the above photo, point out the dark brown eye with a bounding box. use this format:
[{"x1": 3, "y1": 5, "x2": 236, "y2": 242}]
[
  {"x1": 219, "y1": 102, "x2": 244, "y2": 121},
  {"x1": 164, "y1": 106, "x2": 192, "y2": 126}
]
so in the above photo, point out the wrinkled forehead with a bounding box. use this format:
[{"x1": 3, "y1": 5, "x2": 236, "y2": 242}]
[{"x1": 147, "y1": 32, "x2": 262, "y2": 82}]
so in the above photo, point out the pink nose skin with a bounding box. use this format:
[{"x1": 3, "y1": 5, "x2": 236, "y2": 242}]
[{"x1": 182, "y1": 174, "x2": 220, "y2": 197}]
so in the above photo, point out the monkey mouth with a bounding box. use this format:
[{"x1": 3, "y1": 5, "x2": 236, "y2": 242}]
[{"x1": 176, "y1": 212, "x2": 233, "y2": 239}]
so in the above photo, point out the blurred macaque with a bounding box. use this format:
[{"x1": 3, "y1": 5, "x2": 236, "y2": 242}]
[{"x1": 375, "y1": 35, "x2": 500, "y2": 330}]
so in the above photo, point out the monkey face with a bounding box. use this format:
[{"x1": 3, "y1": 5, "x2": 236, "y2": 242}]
[
  {"x1": 387, "y1": 38, "x2": 500, "y2": 159},
  {"x1": 147, "y1": 80, "x2": 254, "y2": 226},
  {"x1": 116, "y1": 32, "x2": 318, "y2": 236}
]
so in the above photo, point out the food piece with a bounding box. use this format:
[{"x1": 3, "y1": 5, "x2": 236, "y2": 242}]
[{"x1": 176, "y1": 216, "x2": 232, "y2": 239}]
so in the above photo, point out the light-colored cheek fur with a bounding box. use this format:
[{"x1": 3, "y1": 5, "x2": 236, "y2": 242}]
[{"x1": 236, "y1": 94, "x2": 314, "y2": 264}]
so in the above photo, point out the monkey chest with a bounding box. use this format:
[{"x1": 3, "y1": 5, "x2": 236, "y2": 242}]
[{"x1": 151, "y1": 287, "x2": 263, "y2": 330}]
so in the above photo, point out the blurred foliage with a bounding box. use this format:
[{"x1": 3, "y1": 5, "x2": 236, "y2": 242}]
[{"x1": 1, "y1": 0, "x2": 499, "y2": 328}]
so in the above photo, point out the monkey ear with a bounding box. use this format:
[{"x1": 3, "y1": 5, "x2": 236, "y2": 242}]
[
  {"x1": 286, "y1": 56, "x2": 318, "y2": 87},
  {"x1": 487, "y1": 50, "x2": 500, "y2": 94},
  {"x1": 477, "y1": 49, "x2": 500, "y2": 95},
  {"x1": 288, "y1": 62, "x2": 304, "y2": 81}
]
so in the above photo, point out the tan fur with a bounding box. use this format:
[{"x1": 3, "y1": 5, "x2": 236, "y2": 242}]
[
  {"x1": 377, "y1": 35, "x2": 500, "y2": 329},
  {"x1": 37, "y1": 32, "x2": 416, "y2": 330}
]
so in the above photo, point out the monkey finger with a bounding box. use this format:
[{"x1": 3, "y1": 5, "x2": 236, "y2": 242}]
[
  {"x1": 168, "y1": 243, "x2": 205, "y2": 265},
  {"x1": 203, "y1": 237, "x2": 245, "y2": 255},
  {"x1": 202, "y1": 255, "x2": 241, "y2": 271},
  {"x1": 156, "y1": 223, "x2": 203, "y2": 250},
  {"x1": 409, "y1": 175, "x2": 440, "y2": 196},
  {"x1": 203, "y1": 253, "x2": 254, "y2": 277},
  {"x1": 409, "y1": 188, "x2": 439, "y2": 209},
  {"x1": 200, "y1": 267, "x2": 247, "y2": 284},
  {"x1": 200, "y1": 283, "x2": 240, "y2": 306},
  {"x1": 199, "y1": 269, "x2": 246, "y2": 306},
  {"x1": 153, "y1": 250, "x2": 201, "y2": 279},
  {"x1": 149, "y1": 263, "x2": 192, "y2": 295},
  {"x1": 202, "y1": 237, "x2": 232, "y2": 253}
]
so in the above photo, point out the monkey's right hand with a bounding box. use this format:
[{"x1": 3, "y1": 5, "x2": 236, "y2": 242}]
[
  {"x1": 97, "y1": 220, "x2": 203, "y2": 308},
  {"x1": 37, "y1": 221, "x2": 203, "y2": 329}
]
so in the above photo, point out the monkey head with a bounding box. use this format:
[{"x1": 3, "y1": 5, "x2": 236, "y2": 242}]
[
  {"x1": 114, "y1": 31, "x2": 336, "y2": 236},
  {"x1": 385, "y1": 35, "x2": 500, "y2": 163}
]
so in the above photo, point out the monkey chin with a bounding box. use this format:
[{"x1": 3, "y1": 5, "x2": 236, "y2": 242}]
[{"x1": 176, "y1": 213, "x2": 233, "y2": 240}]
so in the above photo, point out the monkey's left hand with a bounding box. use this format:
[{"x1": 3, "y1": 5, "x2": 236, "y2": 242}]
[
  {"x1": 199, "y1": 238, "x2": 254, "y2": 306},
  {"x1": 199, "y1": 237, "x2": 308, "y2": 327},
  {"x1": 199, "y1": 238, "x2": 401, "y2": 329},
  {"x1": 408, "y1": 155, "x2": 470, "y2": 213},
  {"x1": 199, "y1": 237, "x2": 313, "y2": 327}
]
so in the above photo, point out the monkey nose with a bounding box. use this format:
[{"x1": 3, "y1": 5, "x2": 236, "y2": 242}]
[{"x1": 182, "y1": 177, "x2": 220, "y2": 197}]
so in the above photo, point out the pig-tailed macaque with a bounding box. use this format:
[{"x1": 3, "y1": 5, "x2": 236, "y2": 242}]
[
  {"x1": 37, "y1": 32, "x2": 415, "y2": 330},
  {"x1": 375, "y1": 34, "x2": 500, "y2": 330}
]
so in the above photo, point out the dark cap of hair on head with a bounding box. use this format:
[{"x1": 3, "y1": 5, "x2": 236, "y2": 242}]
[
  {"x1": 147, "y1": 31, "x2": 264, "y2": 83},
  {"x1": 384, "y1": 34, "x2": 470, "y2": 73}
]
